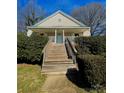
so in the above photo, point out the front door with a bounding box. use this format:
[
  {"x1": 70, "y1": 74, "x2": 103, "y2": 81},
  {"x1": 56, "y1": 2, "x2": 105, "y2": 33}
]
[{"x1": 56, "y1": 32, "x2": 63, "y2": 43}]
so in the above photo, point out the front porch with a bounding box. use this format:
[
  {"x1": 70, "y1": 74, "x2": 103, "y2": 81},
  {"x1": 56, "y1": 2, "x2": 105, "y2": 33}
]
[{"x1": 27, "y1": 27, "x2": 90, "y2": 44}]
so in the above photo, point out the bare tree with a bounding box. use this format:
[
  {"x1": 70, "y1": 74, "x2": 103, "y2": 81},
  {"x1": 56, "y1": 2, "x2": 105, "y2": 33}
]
[
  {"x1": 17, "y1": 0, "x2": 24, "y2": 32},
  {"x1": 17, "y1": 0, "x2": 45, "y2": 31},
  {"x1": 23, "y1": 0, "x2": 45, "y2": 26},
  {"x1": 72, "y1": 3, "x2": 106, "y2": 36}
]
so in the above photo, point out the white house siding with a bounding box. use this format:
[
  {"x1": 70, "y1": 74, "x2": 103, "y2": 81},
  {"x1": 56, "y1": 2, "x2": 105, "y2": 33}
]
[
  {"x1": 83, "y1": 30, "x2": 91, "y2": 36},
  {"x1": 37, "y1": 13, "x2": 80, "y2": 27}
]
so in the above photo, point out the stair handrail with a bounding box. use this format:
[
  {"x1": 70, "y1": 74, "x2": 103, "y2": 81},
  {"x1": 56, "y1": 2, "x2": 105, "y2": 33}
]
[
  {"x1": 65, "y1": 38, "x2": 77, "y2": 63},
  {"x1": 67, "y1": 38, "x2": 77, "y2": 54},
  {"x1": 42, "y1": 40, "x2": 51, "y2": 65}
]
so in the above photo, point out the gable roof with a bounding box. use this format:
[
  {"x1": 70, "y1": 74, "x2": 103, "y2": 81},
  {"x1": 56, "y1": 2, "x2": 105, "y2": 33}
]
[{"x1": 29, "y1": 10, "x2": 88, "y2": 28}]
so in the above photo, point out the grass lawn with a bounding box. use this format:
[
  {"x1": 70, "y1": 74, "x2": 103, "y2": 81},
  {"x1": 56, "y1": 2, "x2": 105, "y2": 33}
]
[
  {"x1": 17, "y1": 64, "x2": 46, "y2": 93},
  {"x1": 17, "y1": 64, "x2": 105, "y2": 93}
]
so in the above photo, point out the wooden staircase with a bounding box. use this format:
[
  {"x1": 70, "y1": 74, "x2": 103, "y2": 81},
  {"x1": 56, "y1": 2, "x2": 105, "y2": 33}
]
[{"x1": 42, "y1": 42, "x2": 76, "y2": 74}]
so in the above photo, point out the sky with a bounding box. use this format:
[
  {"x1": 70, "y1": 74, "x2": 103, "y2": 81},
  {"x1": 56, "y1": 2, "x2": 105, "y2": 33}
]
[{"x1": 18, "y1": 0, "x2": 106, "y2": 15}]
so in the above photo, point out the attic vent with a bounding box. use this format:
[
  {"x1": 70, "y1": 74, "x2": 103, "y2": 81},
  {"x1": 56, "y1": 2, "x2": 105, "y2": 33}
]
[{"x1": 58, "y1": 18, "x2": 61, "y2": 22}]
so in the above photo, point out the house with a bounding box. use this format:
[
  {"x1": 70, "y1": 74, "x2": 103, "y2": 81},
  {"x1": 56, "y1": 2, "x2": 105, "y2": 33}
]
[
  {"x1": 27, "y1": 10, "x2": 90, "y2": 43},
  {"x1": 27, "y1": 10, "x2": 91, "y2": 74}
]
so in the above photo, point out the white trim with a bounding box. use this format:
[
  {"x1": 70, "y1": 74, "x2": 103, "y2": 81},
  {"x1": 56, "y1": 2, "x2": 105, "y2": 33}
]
[
  {"x1": 27, "y1": 26, "x2": 90, "y2": 29},
  {"x1": 55, "y1": 29, "x2": 57, "y2": 43},
  {"x1": 63, "y1": 29, "x2": 65, "y2": 44},
  {"x1": 59, "y1": 10, "x2": 86, "y2": 26}
]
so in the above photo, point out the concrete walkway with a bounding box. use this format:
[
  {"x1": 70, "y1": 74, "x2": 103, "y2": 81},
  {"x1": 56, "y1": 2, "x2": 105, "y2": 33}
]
[{"x1": 41, "y1": 75, "x2": 77, "y2": 93}]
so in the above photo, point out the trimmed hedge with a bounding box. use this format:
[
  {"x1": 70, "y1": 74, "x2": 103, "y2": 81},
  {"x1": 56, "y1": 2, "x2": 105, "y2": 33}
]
[
  {"x1": 77, "y1": 54, "x2": 106, "y2": 88},
  {"x1": 75, "y1": 36, "x2": 106, "y2": 55},
  {"x1": 75, "y1": 36, "x2": 106, "y2": 88},
  {"x1": 17, "y1": 32, "x2": 48, "y2": 64}
]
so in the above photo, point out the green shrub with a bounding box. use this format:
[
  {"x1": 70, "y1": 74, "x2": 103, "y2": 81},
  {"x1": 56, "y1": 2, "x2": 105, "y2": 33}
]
[
  {"x1": 75, "y1": 36, "x2": 106, "y2": 55},
  {"x1": 75, "y1": 44, "x2": 91, "y2": 55},
  {"x1": 17, "y1": 32, "x2": 48, "y2": 64},
  {"x1": 77, "y1": 54, "x2": 106, "y2": 88}
]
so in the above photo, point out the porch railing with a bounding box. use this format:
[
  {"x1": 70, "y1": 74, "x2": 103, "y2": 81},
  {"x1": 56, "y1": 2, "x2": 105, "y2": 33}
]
[
  {"x1": 65, "y1": 38, "x2": 77, "y2": 64},
  {"x1": 42, "y1": 40, "x2": 51, "y2": 65}
]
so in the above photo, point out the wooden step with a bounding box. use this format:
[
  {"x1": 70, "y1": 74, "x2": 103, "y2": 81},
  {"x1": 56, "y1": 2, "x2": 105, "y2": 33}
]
[
  {"x1": 47, "y1": 52, "x2": 67, "y2": 54},
  {"x1": 43, "y1": 64, "x2": 75, "y2": 67},
  {"x1": 47, "y1": 50, "x2": 66, "y2": 52},
  {"x1": 44, "y1": 61, "x2": 73, "y2": 63},
  {"x1": 46, "y1": 54, "x2": 67, "y2": 56},
  {"x1": 47, "y1": 50, "x2": 66, "y2": 53},
  {"x1": 42, "y1": 65, "x2": 76, "y2": 71},
  {"x1": 42, "y1": 63, "x2": 76, "y2": 74},
  {"x1": 45, "y1": 59, "x2": 69, "y2": 62},
  {"x1": 43, "y1": 62, "x2": 74, "y2": 65},
  {"x1": 44, "y1": 59, "x2": 73, "y2": 64},
  {"x1": 46, "y1": 55, "x2": 67, "y2": 57}
]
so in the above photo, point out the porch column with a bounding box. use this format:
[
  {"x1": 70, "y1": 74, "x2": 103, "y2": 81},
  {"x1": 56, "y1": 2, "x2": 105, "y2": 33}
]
[
  {"x1": 55, "y1": 29, "x2": 57, "y2": 43},
  {"x1": 63, "y1": 29, "x2": 65, "y2": 44}
]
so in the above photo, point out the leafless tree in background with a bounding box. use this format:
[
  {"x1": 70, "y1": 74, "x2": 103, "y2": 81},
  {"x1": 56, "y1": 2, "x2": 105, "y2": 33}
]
[
  {"x1": 72, "y1": 3, "x2": 106, "y2": 36},
  {"x1": 17, "y1": 0, "x2": 24, "y2": 32},
  {"x1": 17, "y1": 0, "x2": 45, "y2": 32}
]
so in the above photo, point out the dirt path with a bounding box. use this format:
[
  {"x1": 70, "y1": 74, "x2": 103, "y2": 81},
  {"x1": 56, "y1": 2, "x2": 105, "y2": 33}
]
[{"x1": 41, "y1": 74, "x2": 77, "y2": 93}]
